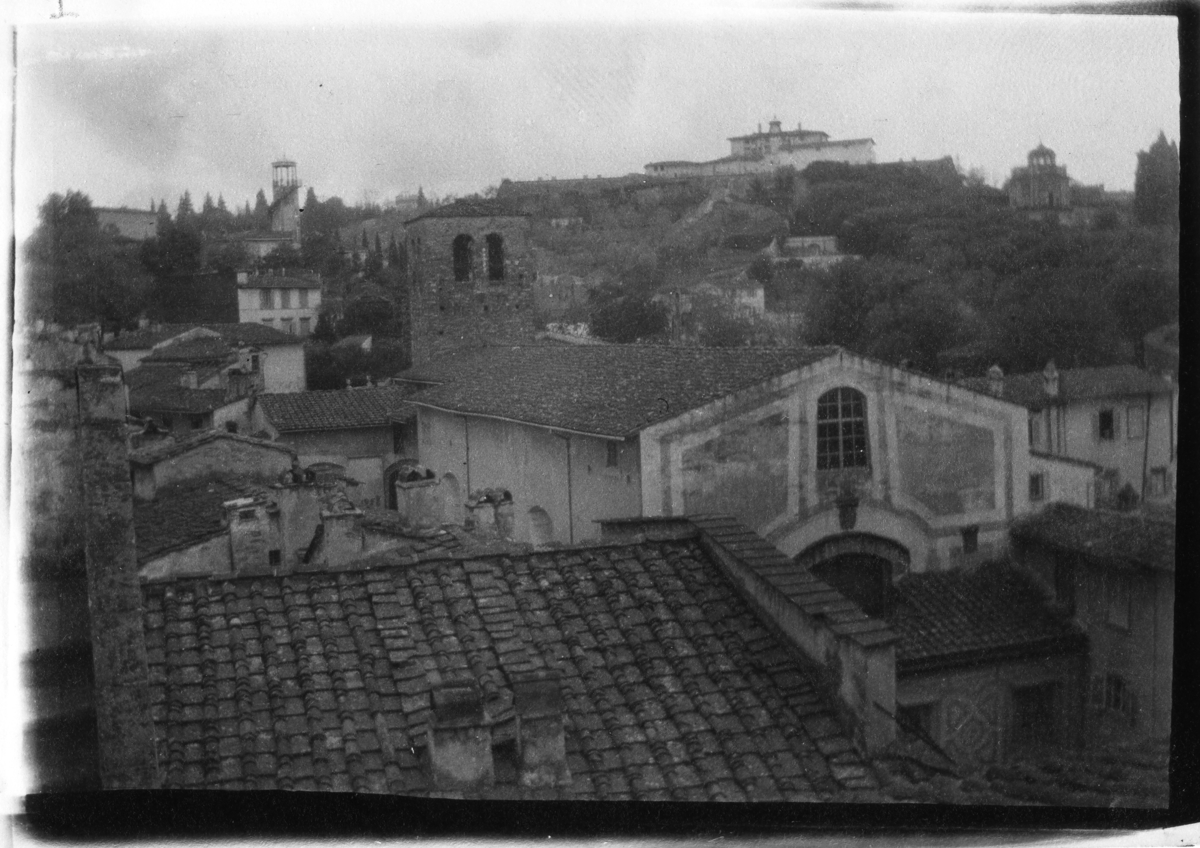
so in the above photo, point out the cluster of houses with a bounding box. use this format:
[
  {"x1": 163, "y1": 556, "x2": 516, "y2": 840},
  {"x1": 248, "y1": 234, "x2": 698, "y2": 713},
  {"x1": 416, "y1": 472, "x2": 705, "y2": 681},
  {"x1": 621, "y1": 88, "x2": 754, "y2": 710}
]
[{"x1": 16, "y1": 140, "x2": 1177, "y2": 808}]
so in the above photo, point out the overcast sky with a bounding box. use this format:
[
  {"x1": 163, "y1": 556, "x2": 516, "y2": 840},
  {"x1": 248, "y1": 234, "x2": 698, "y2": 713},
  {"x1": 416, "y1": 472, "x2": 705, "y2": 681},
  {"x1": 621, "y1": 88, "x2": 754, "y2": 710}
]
[{"x1": 13, "y1": 6, "x2": 1179, "y2": 235}]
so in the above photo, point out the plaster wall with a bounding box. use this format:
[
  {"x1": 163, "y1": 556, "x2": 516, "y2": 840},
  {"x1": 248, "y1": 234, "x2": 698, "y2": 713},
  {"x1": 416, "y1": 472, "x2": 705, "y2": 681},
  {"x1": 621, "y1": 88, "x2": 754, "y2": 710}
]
[
  {"x1": 140, "y1": 534, "x2": 232, "y2": 581},
  {"x1": 417, "y1": 408, "x2": 642, "y2": 544},
  {"x1": 641, "y1": 352, "x2": 1028, "y2": 572}
]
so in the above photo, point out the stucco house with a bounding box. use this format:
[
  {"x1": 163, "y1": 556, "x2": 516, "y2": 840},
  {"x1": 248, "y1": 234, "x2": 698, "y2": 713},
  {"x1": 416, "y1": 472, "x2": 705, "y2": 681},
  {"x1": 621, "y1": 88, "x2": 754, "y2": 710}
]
[
  {"x1": 962, "y1": 362, "x2": 1177, "y2": 506},
  {"x1": 397, "y1": 344, "x2": 1037, "y2": 572},
  {"x1": 1010, "y1": 503, "x2": 1175, "y2": 743},
  {"x1": 254, "y1": 385, "x2": 418, "y2": 509},
  {"x1": 235, "y1": 270, "x2": 323, "y2": 338},
  {"x1": 107, "y1": 322, "x2": 307, "y2": 393}
]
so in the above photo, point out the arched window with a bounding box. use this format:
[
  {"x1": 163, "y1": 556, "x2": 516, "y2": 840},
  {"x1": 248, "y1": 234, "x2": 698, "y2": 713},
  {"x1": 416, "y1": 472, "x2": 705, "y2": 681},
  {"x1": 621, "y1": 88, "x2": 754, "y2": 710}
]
[
  {"x1": 817, "y1": 387, "x2": 869, "y2": 470},
  {"x1": 486, "y1": 233, "x2": 505, "y2": 281},
  {"x1": 452, "y1": 234, "x2": 474, "y2": 282}
]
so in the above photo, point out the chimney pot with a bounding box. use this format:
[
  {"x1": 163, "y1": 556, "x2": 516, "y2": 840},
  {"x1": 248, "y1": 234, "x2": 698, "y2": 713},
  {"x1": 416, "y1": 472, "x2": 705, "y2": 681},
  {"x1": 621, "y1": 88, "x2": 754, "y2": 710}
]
[
  {"x1": 428, "y1": 680, "x2": 494, "y2": 789},
  {"x1": 987, "y1": 364, "x2": 1004, "y2": 397},
  {"x1": 511, "y1": 668, "x2": 569, "y2": 787},
  {"x1": 1043, "y1": 360, "x2": 1059, "y2": 397}
]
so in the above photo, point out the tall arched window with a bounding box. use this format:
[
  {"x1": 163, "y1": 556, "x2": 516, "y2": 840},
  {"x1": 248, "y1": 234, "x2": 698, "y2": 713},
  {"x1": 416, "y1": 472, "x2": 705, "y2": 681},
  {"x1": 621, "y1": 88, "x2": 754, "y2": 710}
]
[
  {"x1": 485, "y1": 233, "x2": 505, "y2": 281},
  {"x1": 817, "y1": 387, "x2": 869, "y2": 470},
  {"x1": 452, "y1": 234, "x2": 474, "y2": 282}
]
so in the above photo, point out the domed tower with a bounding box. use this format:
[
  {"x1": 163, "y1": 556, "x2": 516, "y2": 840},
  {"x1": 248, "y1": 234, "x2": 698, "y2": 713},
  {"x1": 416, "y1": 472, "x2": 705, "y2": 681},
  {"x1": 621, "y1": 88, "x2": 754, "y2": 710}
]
[{"x1": 1007, "y1": 143, "x2": 1071, "y2": 213}]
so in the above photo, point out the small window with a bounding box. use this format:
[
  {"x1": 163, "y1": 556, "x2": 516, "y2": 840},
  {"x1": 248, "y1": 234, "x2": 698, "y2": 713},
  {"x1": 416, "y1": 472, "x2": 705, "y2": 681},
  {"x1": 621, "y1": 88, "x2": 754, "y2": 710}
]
[
  {"x1": 606, "y1": 442, "x2": 620, "y2": 468},
  {"x1": 897, "y1": 702, "x2": 937, "y2": 738},
  {"x1": 1101, "y1": 674, "x2": 1137, "y2": 727},
  {"x1": 1011, "y1": 682, "x2": 1059, "y2": 748},
  {"x1": 225, "y1": 421, "x2": 238, "y2": 434},
  {"x1": 961, "y1": 525, "x2": 979, "y2": 554},
  {"x1": 1029, "y1": 473, "x2": 1045, "y2": 502},
  {"x1": 1148, "y1": 467, "x2": 1169, "y2": 498},
  {"x1": 189, "y1": 414, "x2": 205, "y2": 430},
  {"x1": 268, "y1": 549, "x2": 282, "y2": 566},
  {"x1": 1106, "y1": 571, "x2": 1131, "y2": 630},
  {"x1": 299, "y1": 289, "x2": 310, "y2": 308},
  {"x1": 283, "y1": 318, "x2": 295, "y2": 336},
  {"x1": 250, "y1": 354, "x2": 260, "y2": 372},
  {"x1": 1028, "y1": 415, "x2": 1043, "y2": 450},
  {"x1": 161, "y1": 415, "x2": 174, "y2": 430},
  {"x1": 1098, "y1": 409, "x2": 1116, "y2": 441},
  {"x1": 260, "y1": 289, "x2": 274, "y2": 309},
  {"x1": 281, "y1": 289, "x2": 293, "y2": 309},
  {"x1": 299, "y1": 317, "x2": 311, "y2": 337},
  {"x1": 1126, "y1": 405, "x2": 1145, "y2": 440},
  {"x1": 262, "y1": 318, "x2": 274, "y2": 328},
  {"x1": 239, "y1": 509, "x2": 257, "y2": 520}
]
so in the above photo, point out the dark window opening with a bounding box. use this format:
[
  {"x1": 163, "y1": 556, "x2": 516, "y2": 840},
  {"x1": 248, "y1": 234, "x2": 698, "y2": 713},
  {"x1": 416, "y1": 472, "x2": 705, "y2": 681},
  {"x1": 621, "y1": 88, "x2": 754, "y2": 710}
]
[
  {"x1": 606, "y1": 442, "x2": 620, "y2": 468},
  {"x1": 1029, "y1": 473, "x2": 1045, "y2": 502},
  {"x1": 225, "y1": 421, "x2": 239, "y2": 434},
  {"x1": 1101, "y1": 674, "x2": 1137, "y2": 727},
  {"x1": 486, "y1": 233, "x2": 505, "y2": 281},
  {"x1": 452, "y1": 234, "x2": 474, "y2": 282},
  {"x1": 897, "y1": 702, "x2": 936, "y2": 738},
  {"x1": 268, "y1": 549, "x2": 282, "y2": 566},
  {"x1": 816, "y1": 387, "x2": 869, "y2": 471},
  {"x1": 1099, "y1": 409, "x2": 1115, "y2": 441},
  {"x1": 189, "y1": 414, "x2": 205, "y2": 430},
  {"x1": 961, "y1": 525, "x2": 979, "y2": 554},
  {"x1": 1012, "y1": 682, "x2": 1059, "y2": 749},
  {"x1": 238, "y1": 509, "x2": 257, "y2": 520},
  {"x1": 811, "y1": 553, "x2": 893, "y2": 618},
  {"x1": 250, "y1": 354, "x2": 260, "y2": 372}
]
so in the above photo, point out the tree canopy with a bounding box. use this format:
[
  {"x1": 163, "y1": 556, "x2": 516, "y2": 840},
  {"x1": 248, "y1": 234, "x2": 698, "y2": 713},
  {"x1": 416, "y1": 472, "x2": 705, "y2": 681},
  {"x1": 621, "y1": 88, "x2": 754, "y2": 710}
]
[{"x1": 1134, "y1": 132, "x2": 1179, "y2": 228}]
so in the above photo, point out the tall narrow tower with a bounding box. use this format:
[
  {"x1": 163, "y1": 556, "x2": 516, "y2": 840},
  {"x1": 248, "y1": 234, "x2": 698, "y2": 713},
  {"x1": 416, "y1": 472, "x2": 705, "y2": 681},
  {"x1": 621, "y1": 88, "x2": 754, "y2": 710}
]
[{"x1": 272, "y1": 158, "x2": 300, "y2": 201}]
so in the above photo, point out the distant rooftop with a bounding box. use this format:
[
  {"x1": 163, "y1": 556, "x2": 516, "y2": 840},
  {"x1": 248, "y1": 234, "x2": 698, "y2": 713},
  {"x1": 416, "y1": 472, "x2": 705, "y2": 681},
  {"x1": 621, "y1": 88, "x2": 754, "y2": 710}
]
[
  {"x1": 133, "y1": 475, "x2": 264, "y2": 564},
  {"x1": 126, "y1": 364, "x2": 231, "y2": 414},
  {"x1": 129, "y1": 430, "x2": 296, "y2": 467},
  {"x1": 1010, "y1": 502, "x2": 1175, "y2": 572},
  {"x1": 259, "y1": 385, "x2": 418, "y2": 432},
  {"x1": 960, "y1": 364, "x2": 1174, "y2": 409},
  {"x1": 107, "y1": 323, "x2": 299, "y2": 351},
  {"x1": 404, "y1": 197, "x2": 528, "y2": 225}
]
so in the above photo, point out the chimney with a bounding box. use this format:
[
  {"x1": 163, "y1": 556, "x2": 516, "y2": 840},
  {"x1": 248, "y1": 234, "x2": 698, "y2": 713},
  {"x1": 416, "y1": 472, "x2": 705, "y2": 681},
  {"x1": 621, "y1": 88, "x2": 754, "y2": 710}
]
[
  {"x1": 318, "y1": 500, "x2": 366, "y2": 569},
  {"x1": 511, "y1": 669, "x2": 569, "y2": 787},
  {"x1": 224, "y1": 496, "x2": 279, "y2": 575},
  {"x1": 987, "y1": 364, "x2": 1004, "y2": 397},
  {"x1": 465, "y1": 490, "x2": 497, "y2": 536},
  {"x1": 1043, "y1": 360, "x2": 1059, "y2": 398},
  {"x1": 394, "y1": 465, "x2": 440, "y2": 529},
  {"x1": 76, "y1": 359, "x2": 161, "y2": 788},
  {"x1": 428, "y1": 680, "x2": 494, "y2": 790}
]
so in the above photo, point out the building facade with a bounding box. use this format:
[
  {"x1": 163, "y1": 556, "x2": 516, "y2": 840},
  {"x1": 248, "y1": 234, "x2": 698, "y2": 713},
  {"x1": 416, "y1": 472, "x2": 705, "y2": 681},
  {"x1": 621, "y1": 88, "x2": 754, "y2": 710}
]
[
  {"x1": 1010, "y1": 503, "x2": 1174, "y2": 742},
  {"x1": 401, "y1": 345, "x2": 1034, "y2": 574},
  {"x1": 645, "y1": 118, "x2": 875, "y2": 179},
  {"x1": 236, "y1": 271, "x2": 323, "y2": 337}
]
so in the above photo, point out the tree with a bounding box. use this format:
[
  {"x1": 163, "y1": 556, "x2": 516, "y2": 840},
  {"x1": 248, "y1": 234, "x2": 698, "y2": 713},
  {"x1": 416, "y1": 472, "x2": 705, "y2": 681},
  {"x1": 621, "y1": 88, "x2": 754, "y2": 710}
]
[
  {"x1": 1134, "y1": 131, "x2": 1179, "y2": 228},
  {"x1": 253, "y1": 189, "x2": 270, "y2": 229},
  {"x1": 588, "y1": 284, "x2": 668, "y2": 343},
  {"x1": 417, "y1": 187, "x2": 428, "y2": 210},
  {"x1": 24, "y1": 191, "x2": 153, "y2": 331},
  {"x1": 176, "y1": 190, "x2": 195, "y2": 226}
]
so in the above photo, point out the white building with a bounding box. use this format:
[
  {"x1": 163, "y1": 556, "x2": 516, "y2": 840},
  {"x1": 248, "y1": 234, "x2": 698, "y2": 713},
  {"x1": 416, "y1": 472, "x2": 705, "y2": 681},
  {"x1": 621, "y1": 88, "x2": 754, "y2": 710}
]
[{"x1": 236, "y1": 270, "x2": 323, "y2": 337}]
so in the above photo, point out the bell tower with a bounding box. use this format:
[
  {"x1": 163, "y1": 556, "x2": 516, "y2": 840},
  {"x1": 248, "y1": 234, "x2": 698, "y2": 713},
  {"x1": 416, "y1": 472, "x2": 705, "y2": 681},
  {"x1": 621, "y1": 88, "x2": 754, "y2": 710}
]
[{"x1": 272, "y1": 158, "x2": 299, "y2": 201}]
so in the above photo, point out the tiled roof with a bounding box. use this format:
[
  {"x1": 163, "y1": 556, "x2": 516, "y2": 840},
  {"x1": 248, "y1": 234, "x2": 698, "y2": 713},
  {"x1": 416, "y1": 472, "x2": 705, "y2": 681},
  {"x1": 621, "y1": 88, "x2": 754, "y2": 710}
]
[
  {"x1": 404, "y1": 198, "x2": 528, "y2": 225},
  {"x1": 960, "y1": 365, "x2": 1174, "y2": 409},
  {"x1": 886, "y1": 562, "x2": 1087, "y2": 674},
  {"x1": 134, "y1": 476, "x2": 264, "y2": 564},
  {"x1": 400, "y1": 345, "x2": 840, "y2": 438},
  {"x1": 1010, "y1": 502, "x2": 1175, "y2": 572},
  {"x1": 140, "y1": 537, "x2": 885, "y2": 800},
  {"x1": 144, "y1": 338, "x2": 235, "y2": 364},
  {"x1": 239, "y1": 274, "x2": 322, "y2": 290},
  {"x1": 107, "y1": 323, "x2": 298, "y2": 351},
  {"x1": 129, "y1": 430, "x2": 296, "y2": 467},
  {"x1": 127, "y1": 365, "x2": 232, "y2": 415},
  {"x1": 259, "y1": 386, "x2": 418, "y2": 432}
]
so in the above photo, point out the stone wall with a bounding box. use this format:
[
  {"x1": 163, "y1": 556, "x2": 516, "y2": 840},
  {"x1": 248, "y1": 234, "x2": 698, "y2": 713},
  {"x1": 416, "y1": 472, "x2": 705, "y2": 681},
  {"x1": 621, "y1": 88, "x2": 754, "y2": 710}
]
[{"x1": 405, "y1": 215, "x2": 538, "y2": 363}]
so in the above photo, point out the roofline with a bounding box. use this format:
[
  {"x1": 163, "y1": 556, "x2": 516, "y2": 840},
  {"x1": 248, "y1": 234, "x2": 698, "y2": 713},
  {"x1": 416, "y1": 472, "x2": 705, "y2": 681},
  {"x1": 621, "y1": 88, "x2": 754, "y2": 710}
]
[
  {"x1": 1008, "y1": 525, "x2": 1171, "y2": 573},
  {"x1": 897, "y1": 635, "x2": 1088, "y2": 676},
  {"x1": 267, "y1": 422, "x2": 394, "y2": 434},
  {"x1": 406, "y1": 399, "x2": 633, "y2": 441},
  {"x1": 1030, "y1": 450, "x2": 1103, "y2": 469}
]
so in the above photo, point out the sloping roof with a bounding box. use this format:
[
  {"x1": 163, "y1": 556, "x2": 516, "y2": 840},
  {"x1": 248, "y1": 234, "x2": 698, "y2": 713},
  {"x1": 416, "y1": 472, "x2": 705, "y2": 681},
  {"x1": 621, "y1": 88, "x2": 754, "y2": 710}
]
[
  {"x1": 239, "y1": 274, "x2": 322, "y2": 290},
  {"x1": 259, "y1": 386, "x2": 417, "y2": 432},
  {"x1": 133, "y1": 476, "x2": 264, "y2": 564},
  {"x1": 404, "y1": 198, "x2": 528, "y2": 225},
  {"x1": 107, "y1": 323, "x2": 298, "y2": 351},
  {"x1": 129, "y1": 430, "x2": 296, "y2": 467},
  {"x1": 960, "y1": 365, "x2": 1173, "y2": 409},
  {"x1": 144, "y1": 337, "x2": 236, "y2": 364},
  {"x1": 140, "y1": 536, "x2": 884, "y2": 800},
  {"x1": 887, "y1": 561, "x2": 1087, "y2": 674},
  {"x1": 399, "y1": 345, "x2": 840, "y2": 439},
  {"x1": 1009, "y1": 502, "x2": 1175, "y2": 573},
  {"x1": 127, "y1": 365, "x2": 232, "y2": 415}
]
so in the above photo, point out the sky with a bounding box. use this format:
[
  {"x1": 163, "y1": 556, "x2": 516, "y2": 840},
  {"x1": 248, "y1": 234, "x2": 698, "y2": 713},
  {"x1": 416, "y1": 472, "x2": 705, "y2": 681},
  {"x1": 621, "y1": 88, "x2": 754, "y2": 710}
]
[{"x1": 12, "y1": 5, "x2": 1180, "y2": 237}]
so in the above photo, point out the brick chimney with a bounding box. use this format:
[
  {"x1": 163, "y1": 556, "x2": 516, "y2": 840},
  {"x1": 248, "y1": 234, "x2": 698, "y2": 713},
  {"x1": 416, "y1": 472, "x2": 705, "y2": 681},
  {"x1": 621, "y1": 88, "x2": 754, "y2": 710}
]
[
  {"x1": 76, "y1": 359, "x2": 161, "y2": 788},
  {"x1": 1043, "y1": 360, "x2": 1059, "y2": 398},
  {"x1": 224, "y1": 495, "x2": 280, "y2": 575},
  {"x1": 987, "y1": 364, "x2": 1004, "y2": 397},
  {"x1": 427, "y1": 680, "x2": 494, "y2": 790},
  {"x1": 393, "y1": 465, "x2": 440, "y2": 529},
  {"x1": 511, "y1": 668, "x2": 569, "y2": 787}
]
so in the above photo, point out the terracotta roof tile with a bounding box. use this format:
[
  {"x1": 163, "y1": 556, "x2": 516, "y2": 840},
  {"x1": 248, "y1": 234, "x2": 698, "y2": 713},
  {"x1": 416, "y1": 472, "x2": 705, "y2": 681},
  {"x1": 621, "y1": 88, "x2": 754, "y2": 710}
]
[
  {"x1": 960, "y1": 365, "x2": 1174, "y2": 409},
  {"x1": 1010, "y1": 502, "x2": 1175, "y2": 572},
  {"x1": 400, "y1": 345, "x2": 840, "y2": 438},
  {"x1": 886, "y1": 561, "x2": 1087, "y2": 674},
  {"x1": 127, "y1": 365, "x2": 232, "y2": 415},
  {"x1": 259, "y1": 386, "x2": 418, "y2": 432},
  {"x1": 129, "y1": 430, "x2": 296, "y2": 466},
  {"x1": 107, "y1": 323, "x2": 299, "y2": 351},
  {"x1": 142, "y1": 538, "x2": 881, "y2": 800},
  {"x1": 134, "y1": 476, "x2": 265, "y2": 564}
]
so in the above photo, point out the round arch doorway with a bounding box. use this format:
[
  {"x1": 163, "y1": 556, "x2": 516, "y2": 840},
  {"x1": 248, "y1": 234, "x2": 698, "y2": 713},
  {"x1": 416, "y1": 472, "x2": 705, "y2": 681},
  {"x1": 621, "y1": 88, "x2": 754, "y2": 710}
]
[{"x1": 795, "y1": 533, "x2": 910, "y2": 617}]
